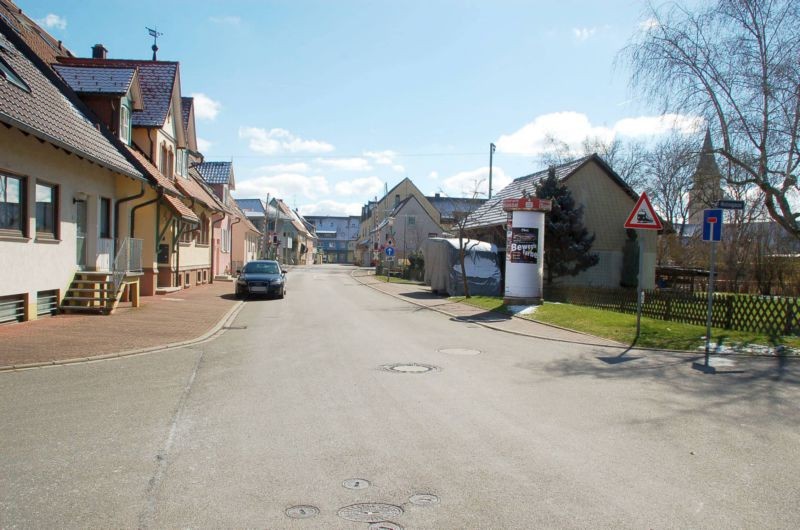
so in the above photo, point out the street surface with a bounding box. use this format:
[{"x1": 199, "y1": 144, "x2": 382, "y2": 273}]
[{"x1": 1, "y1": 265, "x2": 799, "y2": 528}]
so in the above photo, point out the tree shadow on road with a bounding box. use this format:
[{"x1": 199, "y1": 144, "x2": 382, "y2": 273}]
[{"x1": 450, "y1": 311, "x2": 512, "y2": 324}]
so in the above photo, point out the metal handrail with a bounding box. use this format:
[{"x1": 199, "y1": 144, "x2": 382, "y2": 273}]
[{"x1": 111, "y1": 238, "x2": 143, "y2": 293}]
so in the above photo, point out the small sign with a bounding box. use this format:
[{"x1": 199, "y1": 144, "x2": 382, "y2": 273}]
[
  {"x1": 703, "y1": 209, "x2": 723, "y2": 242},
  {"x1": 508, "y1": 227, "x2": 539, "y2": 263},
  {"x1": 385, "y1": 246, "x2": 395, "y2": 257},
  {"x1": 717, "y1": 200, "x2": 745, "y2": 210},
  {"x1": 502, "y1": 198, "x2": 552, "y2": 212},
  {"x1": 624, "y1": 192, "x2": 662, "y2": 230}
]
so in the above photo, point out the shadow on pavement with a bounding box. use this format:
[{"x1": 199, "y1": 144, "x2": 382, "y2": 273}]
[
  {"x1": 451, "y1": 310, "x2": 512, "y2": 323},
  {"x1": 398, "y1": 291, "x2": 446, "y2": 300}
]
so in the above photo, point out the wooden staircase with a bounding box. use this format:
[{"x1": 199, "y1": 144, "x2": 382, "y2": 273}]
[{"x1": 60, "y1": 271, "x2": 124, "y2": 315}]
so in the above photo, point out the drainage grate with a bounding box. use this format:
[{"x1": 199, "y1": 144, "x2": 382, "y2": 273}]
[
  {"x1": 222, "y1": 325, "x2": 248, "y2": 330},
  {"x1": 369, "y1": 522, "x2": 404, "y2": 530},
  {"x1": 409, "y1": 493, "x2": 440, "y2": 506},
  {"x1": 438, "y1": 347, "x2": 481, "y2": 356},
  {"x1": 380, "y1": 363, "x2": 440, "y2": 374},
  {"x1": 337, "y1": 503, "x2": 403, "y2": 523},
  {"x1": 343, "y1": 478, "x2": 370, "y2": 490},
  {"x1": 285, "y1": 505, "x2": 319, "y2": 519}
]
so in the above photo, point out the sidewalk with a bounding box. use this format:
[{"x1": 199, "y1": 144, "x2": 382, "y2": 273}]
[
  {"x1": 352, "y1": 271, "x2": 625, "y2": 348},
  {"x1": 0, "y1": 281, "x2": 240, "y2": 371}
]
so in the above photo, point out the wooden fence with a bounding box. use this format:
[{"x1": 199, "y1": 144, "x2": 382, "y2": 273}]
[{"x1": 543, "y1": 285, "x2": 800, "y2": 336}]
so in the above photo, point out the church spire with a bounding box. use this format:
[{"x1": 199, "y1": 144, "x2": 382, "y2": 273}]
[{"x1": 687, "y1": 128, "x2": 724, "y2": 225}]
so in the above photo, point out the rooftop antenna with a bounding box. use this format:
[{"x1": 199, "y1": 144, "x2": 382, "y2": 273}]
[{"x1": 146, "y1": 27, "x2": 163, "y2": 61}]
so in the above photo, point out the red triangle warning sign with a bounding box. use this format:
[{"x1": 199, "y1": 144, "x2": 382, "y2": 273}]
[{"x1": 624, "y1": 192, "x2": 662, "y2": 230}]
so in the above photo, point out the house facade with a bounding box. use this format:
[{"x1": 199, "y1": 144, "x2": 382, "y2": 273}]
[
  {"x1": 305, "y1": 215, "x2": 360, "y2": 263},
  {"x1": 464, "y1": 155, "x2": 658, "y2": 289},
  {"x1": 371, "y1": 196, "x2": 442, "y2": 262},
  {"x1": 0, "y1": 20, "x2": 146, "y2": 321}
]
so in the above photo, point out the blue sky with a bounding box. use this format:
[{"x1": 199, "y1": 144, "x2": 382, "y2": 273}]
[{"x1": 20, "y1": 0, "x2": 701, "y2": 216}]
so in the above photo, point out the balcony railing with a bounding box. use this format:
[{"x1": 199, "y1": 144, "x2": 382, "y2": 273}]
[{"x1": 112, "y1": 238, "x2": 143, "y2": 293}]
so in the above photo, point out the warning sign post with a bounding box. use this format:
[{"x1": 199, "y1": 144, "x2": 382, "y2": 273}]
[{"x1": 623, "y1": 192, "x2": 661, "y2": 342}]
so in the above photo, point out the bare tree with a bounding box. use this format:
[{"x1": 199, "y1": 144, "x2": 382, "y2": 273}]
[
  {"x1": 623, "y1": 0, "x2": 800, "y2": 238},
  {"x1": 443, "y1": 179, "x2": 486, "y2": 299},
  {"x1": 643, "y1": 134, "x2": 696, "y2": 234},
  {"x1": 539, "y1": 134, "x2": 649, "y2": 191}
]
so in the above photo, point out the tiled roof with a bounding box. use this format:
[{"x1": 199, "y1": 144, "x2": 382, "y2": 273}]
[
  {"x1": 163, "y1": 193, "x2": 199, "y2": 223},
  {"x1": 175, "y1": 170, "x2": 224, "y2": 211},
  {"x1": 52, "y1": 65, "x2": 135, "y2": 95},
  {"x1": 427, "y1": 196, "x2": 486, "y2": 220},
  {"x1": 0, "y1": 0, "x2": 73, "y2": 66},
  {"x1": 0, "y1": 28, "x2": 142, "y2": 179},
  {"x1": 275, "y1": 199, "x2": 313, "y2": 238},
  {"x1": 463, "y1": 156, "x2": 595, "y2": 229},
  {"x1": 235, "y1": 198, "x2": 265, "y2": 215},
  {"x1": 57, "y1": 57, "x2": 178, "y2": 128},
  {"x1": 181, "y1": 96, "x2": 192, "y2": 135},
  {"x1": 196, "y1": 161, "x2": 233, "y2": 185},
  {"x1": 123, "y1": 145, "x2": 181, "y2": 196}
]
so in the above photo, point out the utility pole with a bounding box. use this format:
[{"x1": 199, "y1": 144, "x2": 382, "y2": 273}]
[
  {"x1": 264, "y1": 193, "x2": 270, "y2": 259},
  {"x1": 488, "y1": 143, "x2": 496, "y2": 199}
]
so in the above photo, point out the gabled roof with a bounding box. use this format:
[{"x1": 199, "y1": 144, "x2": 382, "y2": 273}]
[
  {"x1": 274, "y1": 199, "x2": 314, "y2": 238},
  {"x1": 181, "y1": 96, "x2": 192, "y2": 134},
  {"x1": 0, "y1": 26, "x2": 142, "y2": 180},
  {"x1": 123, "y1": 145, "x2": 180, "y2": 196},
  {"x1": 427, "y1": 195, "x2": 486, "y2": 220},
  {"x1": 196, "y1": 161, "x2": 234, "y2": 186},
  {"x1": 0, "y1": 0, "x2": 73, "y2": 66},
  {"x1": 464, "y1": 154, "x2": 637, "y2": 229},
  {"x1": 57, "y1": 57, "x2": 180, "y2": 131},
  {"x1": 176, "y1": 170, "x2": 224, "y2": 212},
  {"x1": 163, "y1": 193, "x2": 199, "y2": 223},
  {"x1": 53, "y1": 64, "x2": 135, "y2": 95}
]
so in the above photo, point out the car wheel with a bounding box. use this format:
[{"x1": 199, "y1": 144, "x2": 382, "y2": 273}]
[
  {"x1": 278, "y1": 287, "x2": 285, "y2": 299},
  {"x1": 235, "y1": 288, "x2": 244, "y2": 299}
]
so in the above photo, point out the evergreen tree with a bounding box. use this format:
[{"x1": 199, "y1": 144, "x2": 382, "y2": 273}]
[{"x1": 535, "y1": 167, "x2": 599, "y2": 284}]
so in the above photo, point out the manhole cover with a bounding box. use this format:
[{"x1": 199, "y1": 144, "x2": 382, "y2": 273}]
[
  {"x1": 438, "y1": 347, "x2": 481, "y2": 356},
  {"x1": 381, "y1": 363, "x2": 440, "y2": 374},
  {"x1": 343, "y1": 478, "x2": 371, "y2": 490},
  {"x1": 286, "y1": 505, "x2": 319, "y2": 519},
  {"x1": 369, "y1": 522, "x2": 404, "y2": 530},
  {"x1": 409, "y1": 493, "x2": 440, "y2": 506},
  {"x1": 337, "y1": 503, "x2": 403, "y2": 523}
]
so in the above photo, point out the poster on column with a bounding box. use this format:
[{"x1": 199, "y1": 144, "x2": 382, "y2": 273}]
[{"x1": 509, "y1": 227, "x2": 539, "y2": 263}]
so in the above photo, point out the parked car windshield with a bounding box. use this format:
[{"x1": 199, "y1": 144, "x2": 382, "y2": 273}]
[{"x1": 243, "y1": 262, "x2": 280, "y2": 274}]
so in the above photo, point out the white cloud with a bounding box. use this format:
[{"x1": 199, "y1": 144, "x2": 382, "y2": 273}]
[
  {"x1": 191, "y1": 93, "x2": 221, "y2": 121},
  {"x1": 614, "y1": 114, "x2": 704, "y2": 137},
  {"x1": 234, "y1": 173, "x2": 330, "y2": 202},
  {"x1": 37, "y1": 14, "x2": 66, "y2": 30},
  {"x1": 364, "y1": 150, "x2": 397, "y2": 165},
  {"x1": 428, "y1": 171, "x2": 439, "y2": 180},
  {"x1": 392, "y1": 164, "x2": 405, "y2": 173},
  {"x1": 316, "y1": 157, "x2": 373, "y2": 171},
  {"x1": 209, "y1": 15, "x2": 241, "y2": 25},
  {"x1": 572, "y1": 27, "x2": 596, "y2": 41},
  {"x1": 239, "y1": 127, "x2": 335, "y2": 155},
  {"x1": 639, "y1": 18, "x2": 659, "y2": 32},
  {"x1": 496, "y1": 111, "x2": 703, "y2": 156},
  {"x1": 441, "y1": 167, "x2": 510, "y2": 199},
  {"x1": 334, "y1": 176, "x2": 384, "y2": 197},
  {"x1": 258, "y1": 162, "x2": 310, "y2": 173},
  {"x1": 196, "y1": 137, "x2": 212, "y2": 153},
  {"x1": 300, "y1": 200, "x2": 363, "y2": 217}
]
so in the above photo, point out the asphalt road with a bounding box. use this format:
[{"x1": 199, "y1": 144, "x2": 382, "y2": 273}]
[{"x1": 1, "y1": 265, "x2": 799, "y2": 529}]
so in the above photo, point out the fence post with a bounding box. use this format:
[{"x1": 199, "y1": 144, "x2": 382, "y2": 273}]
[
  {"x1": 725, "y1": 295, "x2": 733, "y2": 330},
  {"x1": 785, "y1": 298, "x2": 795, "y2": 336}
]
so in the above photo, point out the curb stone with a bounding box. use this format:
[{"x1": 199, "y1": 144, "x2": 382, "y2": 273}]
[{"x1": 0, "y1": 300, "x2": 245, "y2": 374}]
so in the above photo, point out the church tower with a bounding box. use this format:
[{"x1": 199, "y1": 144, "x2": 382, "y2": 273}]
[{"x1": 687, "y1": 129, "x2": 724, "y2": 225}]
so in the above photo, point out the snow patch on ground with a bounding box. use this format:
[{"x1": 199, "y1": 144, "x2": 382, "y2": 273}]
[
  {"x1": 507, "y1": 305, "x2": 540, "y2": 316},
  {"x1": 697, "y1": 342, "x2": 793, "y2": 356}
]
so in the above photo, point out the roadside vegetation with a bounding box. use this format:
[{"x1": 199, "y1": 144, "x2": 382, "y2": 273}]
[
  {"x1": 373, "y1": 274, "x2": 425, "y2": 285},
  {"x1": 450, "y1": 296, "x2": 799, "y2": 352}
]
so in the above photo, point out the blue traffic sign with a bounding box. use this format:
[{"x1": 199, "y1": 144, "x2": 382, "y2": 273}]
[
  {"x1": 385, "y1": 247, "x2": 395, "y2": 257},
  {"x1": 703, "y1": 209, "x2": 723, "y2": 242}
]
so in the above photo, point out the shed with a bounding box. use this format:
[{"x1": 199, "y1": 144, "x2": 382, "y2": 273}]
[{"x1": 422, "y1": 238, "x2": 501, "y2": 296}]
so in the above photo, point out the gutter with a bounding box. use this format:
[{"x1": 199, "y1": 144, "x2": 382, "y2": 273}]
[
  {"x1": 210, "y1": 212, "x2": 225, "y2": 280},
  {"x1": 114, "y1": 182, "x2": 145, "y2": 242}
]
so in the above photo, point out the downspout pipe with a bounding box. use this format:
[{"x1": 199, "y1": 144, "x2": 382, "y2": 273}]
[
  {"x1": 229, "y1": 215, "x2": 242, "y2": 274},
  {"x1": 114, "y1": 182, "x2": 145, "y2": 242},
  {"x1": 130, "y1": 190, "x2": 162, "y2": 238},
  {"x1": 210, "y1": 212, "x2": 225, "y2": 281}
]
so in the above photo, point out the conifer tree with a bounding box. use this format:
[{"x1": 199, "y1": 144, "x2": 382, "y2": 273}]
[{"x1": 535, "y1": 168, "x2": 599, "y2": 284}]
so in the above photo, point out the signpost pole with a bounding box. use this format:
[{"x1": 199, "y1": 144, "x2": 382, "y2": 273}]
[
  {"x1": 704, "y1": 240, "x2": 717, "y2": 367},
  {"x1": 635, "y1": 232, "x2": 643, "y2": 341}
]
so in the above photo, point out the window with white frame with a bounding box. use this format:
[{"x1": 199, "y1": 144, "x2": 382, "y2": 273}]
[
  {"x1": 35, "y1": 182, "x2": 58, "y2": 238},
  {"x1": 0, "y1": 172, "x2": 25, "y2": 235},
  {"x1": 119, "y1": 105, "x2": 131, "y2": 144}
]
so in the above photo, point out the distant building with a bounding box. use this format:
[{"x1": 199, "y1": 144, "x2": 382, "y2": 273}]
[
  {"x1": 304, "y1": 216, "x2": 360, "y2": 263},
  {"x1": 687, "y1": 129, "x2": 724, "y2": 225}
]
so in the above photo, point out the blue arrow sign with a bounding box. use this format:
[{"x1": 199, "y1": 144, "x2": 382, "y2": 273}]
[
  {"x1": 385, "y1": 247, "x2": 395, "y2": 257},
  {"x1": 703, "y1": 209, "x2": 723, "y2": 242}
]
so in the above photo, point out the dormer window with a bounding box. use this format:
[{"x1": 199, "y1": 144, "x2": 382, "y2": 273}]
[
  {"x1": 0, "y1": 48, "x2": 30, "y2": 92},
  {"x1": 119, "y1": 105, "x2": 131, "y2": 144}
]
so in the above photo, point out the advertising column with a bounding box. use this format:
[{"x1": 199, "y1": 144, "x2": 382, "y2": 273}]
[{"x1": 503, "y1": 198, "x2": 551, "y2": 305}]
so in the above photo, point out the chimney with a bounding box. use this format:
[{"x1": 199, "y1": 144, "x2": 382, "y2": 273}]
[
  {"x1": 92, "y1": 44, "x2": 107, "y2": 59},
  {"x1": 435, "y1": 193, "x2": 440, "y2": 198}
]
